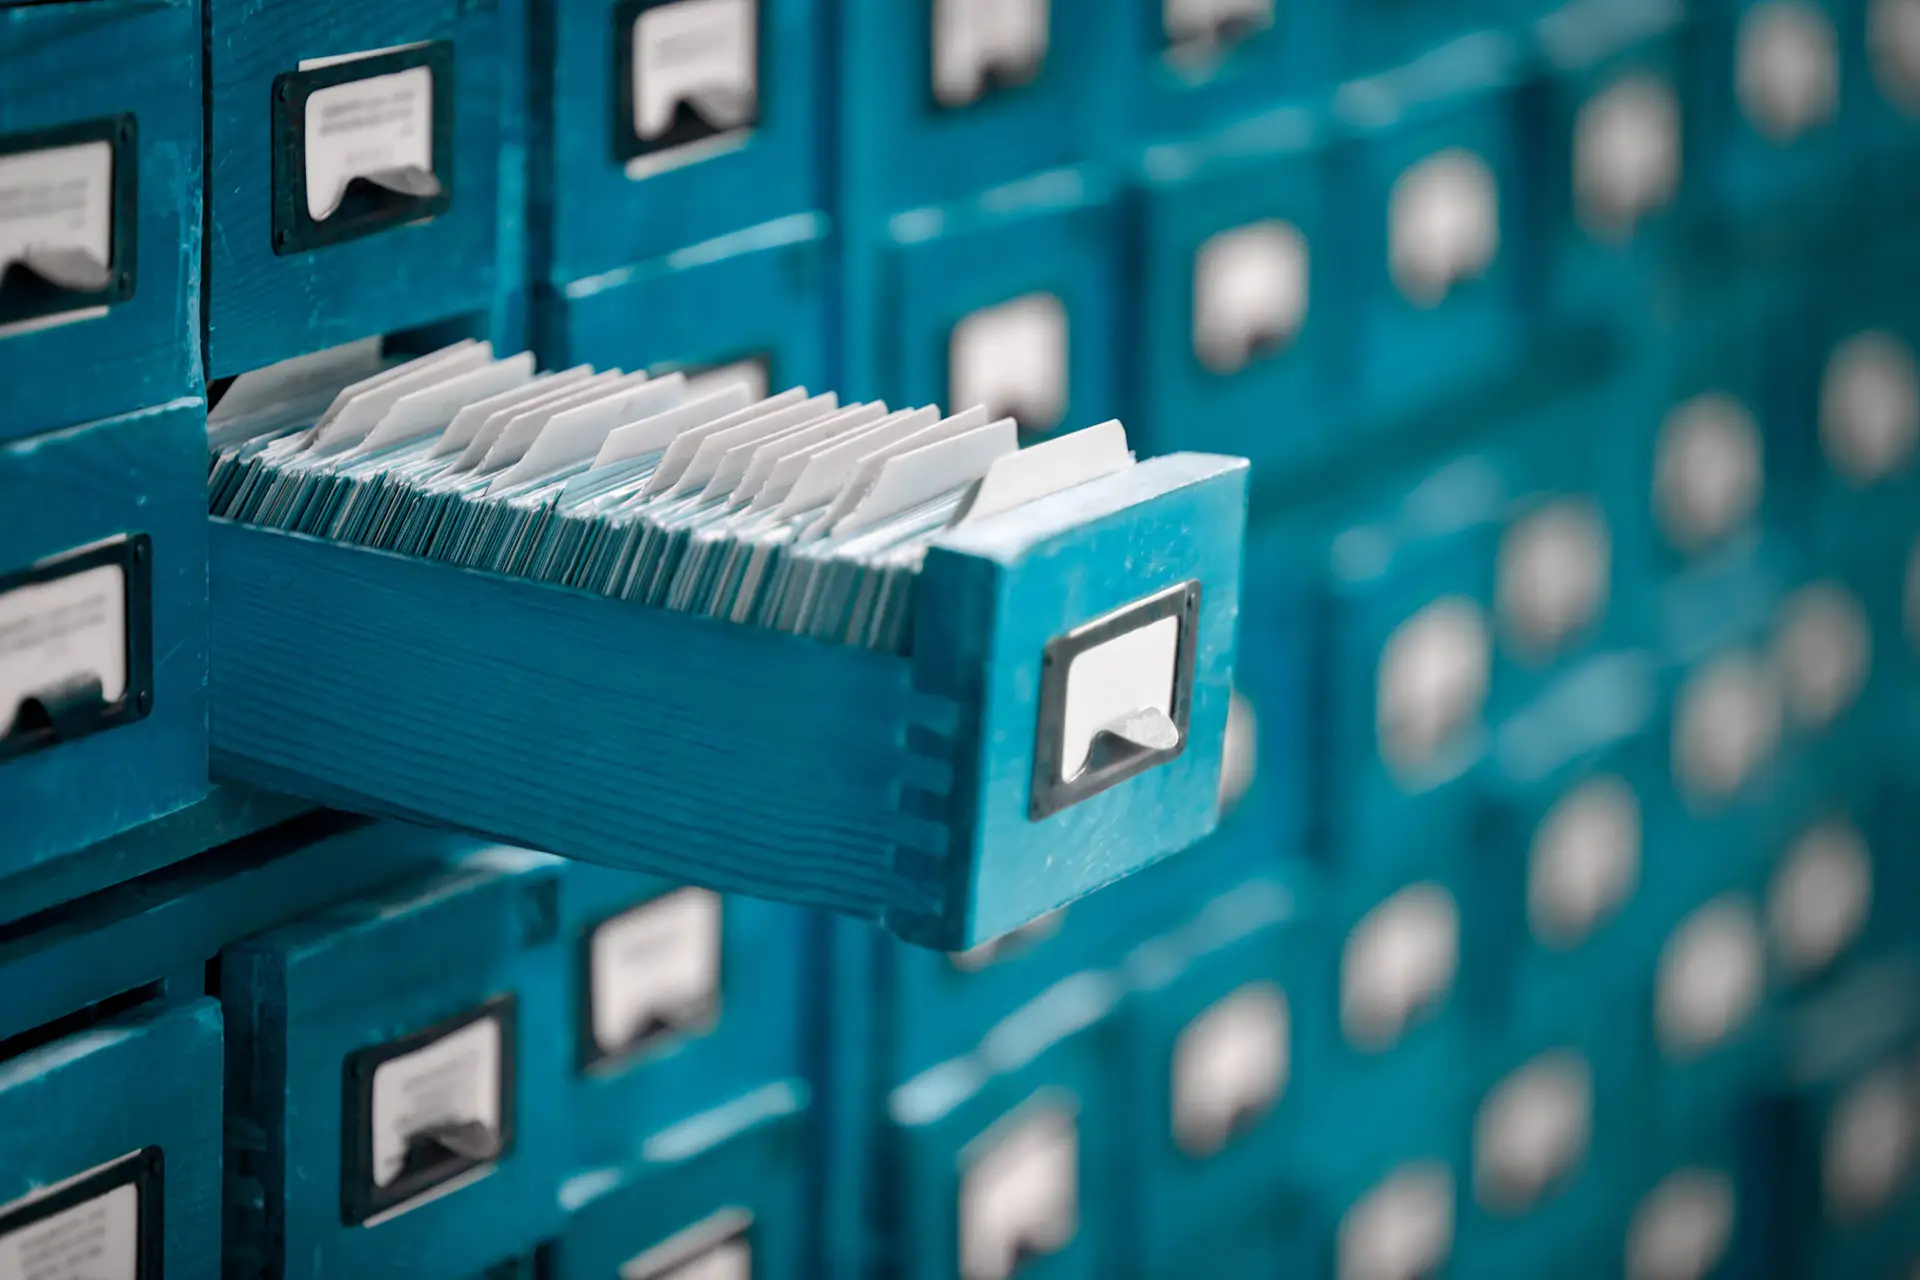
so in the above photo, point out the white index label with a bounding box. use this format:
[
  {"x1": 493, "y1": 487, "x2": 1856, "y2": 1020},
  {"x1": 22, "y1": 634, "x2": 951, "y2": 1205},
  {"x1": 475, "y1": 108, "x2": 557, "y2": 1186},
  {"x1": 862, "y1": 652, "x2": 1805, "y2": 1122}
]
[
  {"x1": 1339, "y1": 1163, "x2": 1454, "y2": 1280},
  {"x1": 960, "y1": 1104, "x2": 1078, "y2": 1280},
  {"x1": 1870, "y1": 0, "x2": 1920, "y2": 111},
  {"x1": 0, "y1": 561, "x2": 127, "y2": 737},
  {"x1": 1824, "y1": 1066, "x2": 1918, "y2": 1222},
  {"x1": 1342, "y1": 883, "x2": 1459, "y2": 1051},
  {"x1": 1627, "y1": 1169, "x2": 1736, "y2": 1280},
  {"x1": 1498, "y1": 499, "x2": 1611, "y2": 653},
  {"x1": 633, "y1": 0, "x2": 759, "y2": 142},
  {"x1": 0, "y1": 1183, "x2": 138, "y2": 1280},
  {"x1": 590, "y1": 887, "x2": 722, "y2": 1059},
  {"x1": 0, "y1": 140, "x2": 114, "y2": 290},
  {"x1": 1655, "y1": 898, "x2": 1765, "y2": 1057},
  {"x1": 1165, "y1": 0, "x2": 1275, "y2": 52},
  {"x1": 619, "y1": 1208, "x2": 754, "y2": 1280},
  {"x1": 1376, "y1": 597, "x2": 1490, "y2": 780},
  {"x1": 1193, "y1": 219, "x2": 1308, "y2": 375},
  {"x1": 933, "y1": 0, "x2": 1051, "y2": 109},
  {"x1": 1575, "y1": 75, "x2": 1681, "y2": 240},
  {"x1": 369, "y1": 1014, "x2": 503, "y2": 1188},
  {"x1": 1473, "y1": 1051, "x2": 1593, "y2": 1212},
  {"x1": 1060, "y1": 614, "x2": 1180, "y2": 780},
  {"x1": 1737, "y1": 1, "x2": 1840, "y2": 143},
  {"x1": 1820, "y1": 331, "x2": 1920, "y2": 484},
  {"x1": 1389, "y1": 149, "x2": 1499, "y2": 307},
  {"x1": 1655, "y1": 393, "x2": 1764, "y2": 552},
  {"x1": 304, "y1": 64, "x2": 435, "y2": 221},
  {"x1": 950, "y1": 292, "x2": 1068, "y2": 435},
  {"x1": 1529, "y1": 776, "x2": 1641, "y2": 948},
  {"x1": 1172, "y1": 982, "x2": 1289, "y2": 1158}
]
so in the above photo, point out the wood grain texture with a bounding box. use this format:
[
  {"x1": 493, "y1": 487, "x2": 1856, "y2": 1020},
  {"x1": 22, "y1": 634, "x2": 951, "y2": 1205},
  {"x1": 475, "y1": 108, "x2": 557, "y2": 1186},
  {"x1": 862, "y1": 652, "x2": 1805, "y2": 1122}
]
[
  {"x1": 0, "y1": 0, "x2": 203, "y2": 437},
  {"x1": 0, "y1": 784, "x2": 309, "y2": 930},
  {"x1": 203, "y1": 0, "x2": 502, "y2": 376},
  {"x1": 913, "y1": 452, "x2": 1249, "y2": 947},
  {"x1": 0, "y1": 400, "x2": 210, "y2": 880},
  {"x1": 225, "y1": 846, "x2": 569, "y2": 1277},
  {"x1": 208, "y1": 520, "x2": 938, "y2": 920},
  {"x1": 0, "y1": 817, "x2": 461, "y2": 1043},
  {"x1": 0, "y1": 996, "x2": 224, "y2": 1280},
  {"x1": 208, "y1": 453, "x2": 1249, "y2": 949}
]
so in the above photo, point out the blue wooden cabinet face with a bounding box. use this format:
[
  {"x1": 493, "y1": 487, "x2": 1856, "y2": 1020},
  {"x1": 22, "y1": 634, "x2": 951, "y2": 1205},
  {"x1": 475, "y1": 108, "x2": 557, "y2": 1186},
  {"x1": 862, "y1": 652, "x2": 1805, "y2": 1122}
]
[
  {"x1": 1597, "y1": 283, "x2": 1806, "y2": 596},
  {"x1": 0, "y1": 998, "x2": 223, "y2": 1280},
  {"x1": 1786, "y1": 245, "x2": 1920, "y2": 562},
  {"x1": 1111, "y1": 0, "x2": 1337, "y2": 146},
  {"x1": 0, "y1": 0, "x2": 202, "y2": 439},
  {"x1": 1307, "y1": 466, "x2": 1505, "y2": 871},
  {"x1": 529, "y1": 0, "x2": 824, "y2": 283},
  {"x1": 1746, "y1": 1025, "x2": 1920, "y2": 1278},
  {"x1": 0, "y1": 400, "x2": 209, "y2": 880},
  {"x1": 1451, "y1": 1025, "x2": 1651, "y2": 1279},
  {"x1": 1533, "y1": 1, "x2": 1693, "y2": 332},
  {"x1": 1286, "y1": 845, "x2": 1520, "y2": 1169},
  {"x1": 203, "y1": 0, "x2": 505, "y2": 377},
  {"x1": 560, "y1": 863, "x2": 809, "y2": 1174},
  {"x1": 885, "y1": 994, "x2": 1120, "y2": 1280},
  {"x1": 534, "y1": 212, "x2": 830, "y2": 391},
  {"x1": 865, "y1": 180, "x2": 1118, "y2": 445},
  {"x1": 882, "y1": 909, "x2": 1085, "y2": 1084},
  {"x1": 836, "y1": 0, "x2": 1115, "y2": 223},
  {"x1": 1684, "y1": 0, "x2": 1877, "y2": 234},
  {"x1": 1335, "y1": 44, "x2": 1538, "y2": 430},
  {"x1": 546, "y1": 1085, "x2": 809, "y2": 1280},
  {"x1": 1113, "y1": 879, "x2": 1311, "y2": 1278},
  {"x1": 1126, "y1": 113, "x2": 1349, "y2": 478},
  {"x1": 1340, "y1": 0, "x2": 1524, "y2": 78},
  {"x1": 222, "y1": 846, "x2": 569, "y2": 1279}
]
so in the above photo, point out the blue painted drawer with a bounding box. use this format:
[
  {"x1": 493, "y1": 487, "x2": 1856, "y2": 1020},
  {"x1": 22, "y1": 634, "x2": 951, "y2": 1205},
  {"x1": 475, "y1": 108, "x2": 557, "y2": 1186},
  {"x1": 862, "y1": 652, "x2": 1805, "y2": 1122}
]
[
  {"x1": 1598, "y1": 285, "x2": 1808, "y2": 595},
  {"x1": 1298, "y1": 453, "x2": 1507, "y2": 869},
  {"x1": 858, "y1": 824, "x2": 1269, "y2": 1089},
  {"x1": 0, "y1": 0, "x2": 203, "y2": 439},
  {"x1": 220, "y1": 844, "x2": 569, "y2": 1279},
  {"x1": 1530, "y1": 0, "x2": 1695, "y2": 333},
  {"x1": 1753, "y1": 975, "x2": 1920, "y2": 1278},
  {"x1": 557, "y1": 862, "x2": 809, "y2": 1174},
  {"x1": 1342, "y1": 0, "x2": 1523, "y2": 77},
  {"x1": 1451, "y1": 999, "x2": 1653, "y2": 1278},
  {"x1": 1123, "y1": 108, "x2": 1348, "y2": 478},
  {"x1": 881, "y1": 970, "x2": 1122, "y2": 1280},
  {"x1": 1287, "y1": 841, "x2": 1519, "y2": 1162},
  {"x1": 529, "y1": 0, "x2": 824, "y2": 282},
  {"x1": 834, "y1": 0, "x2": 1115, "y2": 221},
  {"x1": 0, "y1": 816, "x2": 461, "y2": 1048},
  {"x1": 545, "y1": 1080, "x2": 810, "y2": 1280},
  {"x1": 1111, "y1": 875, "x2": 1312, "y2": 1280},
  {"x1": 1332, "y1": 30, "x2": 1540, "y2": 429},
  {"x1": 0, "y1": 997, "x2": 223, "y2": 1280},
  {"x1": 1683, "y1": 0, "x2": 1876, "y2": 235},
  {"x1": 203, "y1": 0, "x2": 507, "y2": 377},
  {"x1": 0, "y1": 400, "x2": 208, "y2": 879},
  {"x1": 1109, "y1": 0, "x2": 1336, "y2": 146},
  {"x1": 849, "y1": 170, "x2": 1119, "y2": 445},
  {"x1": 534, "y1": 212, "x2": 831, "y2": 393},
  {"x1": 206, "y1": 443, "x2": 1246, "y2": 951}
]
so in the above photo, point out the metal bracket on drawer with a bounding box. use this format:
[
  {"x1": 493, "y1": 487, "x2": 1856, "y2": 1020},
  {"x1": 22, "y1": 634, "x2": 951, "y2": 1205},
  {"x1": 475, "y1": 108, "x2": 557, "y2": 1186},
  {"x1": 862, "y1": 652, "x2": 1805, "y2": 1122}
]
[{"x1": 1028, "y1": 579, "x2": 1201, "y2": 820}]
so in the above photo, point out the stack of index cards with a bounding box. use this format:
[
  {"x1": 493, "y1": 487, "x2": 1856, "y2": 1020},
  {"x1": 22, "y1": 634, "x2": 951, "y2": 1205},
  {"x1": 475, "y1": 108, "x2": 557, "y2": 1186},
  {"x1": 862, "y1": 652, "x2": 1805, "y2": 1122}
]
[{"x1": 208, "y1": 339, "x2": 1138, "y2": 653}]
